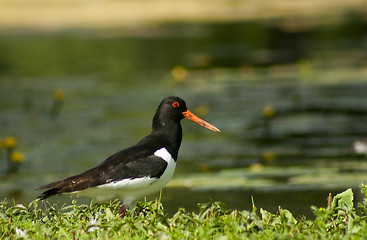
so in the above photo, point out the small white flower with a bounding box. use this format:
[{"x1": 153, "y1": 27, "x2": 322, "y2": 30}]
[
  {"x1": 16, "y1": 228, "x2": 27, "y2": 238},
  {"x1": 354, "y1": 141, "x2": 367, "y2": 155},
  {"x1": 88, "y1": 218, "x2": 100, "y2": 232},
  {"x1": 15, "y1": 204, "x2": 27, "y2": 209}
]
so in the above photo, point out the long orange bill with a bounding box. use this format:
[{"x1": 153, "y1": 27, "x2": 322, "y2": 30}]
[{"x1": 182, "y1": 110, "x2": 220, "y2": 132}]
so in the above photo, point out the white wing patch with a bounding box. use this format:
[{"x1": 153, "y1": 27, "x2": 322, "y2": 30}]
[
  {"x1": 73, "y1": 147, "x2": 177, "y2": 207},
  {"x1": 154, "y1": 147, "x2": 174, "y2": 163}
]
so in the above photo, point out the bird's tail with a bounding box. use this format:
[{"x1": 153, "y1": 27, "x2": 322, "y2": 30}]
[{"x1": 35, "y1": 180, "x2": 63, "y2": 200}]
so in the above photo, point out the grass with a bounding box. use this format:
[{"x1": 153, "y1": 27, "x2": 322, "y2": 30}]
[{"x1": 1, "y1": 186, "x2": 367, "y2": 239}]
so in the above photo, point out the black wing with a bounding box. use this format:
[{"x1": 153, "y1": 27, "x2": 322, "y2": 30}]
[{"x1": 37, "y1": 143, "x2": 168, "y2": 200}]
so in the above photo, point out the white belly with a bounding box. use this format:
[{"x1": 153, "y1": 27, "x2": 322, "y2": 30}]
[{"x1": 71, "y1": 148, "x2": 176, "y2": 208}]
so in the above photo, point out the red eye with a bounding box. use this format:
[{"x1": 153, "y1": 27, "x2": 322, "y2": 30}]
[{"x1": 172, "y1": 101, "x2": 180, "y2": 108}]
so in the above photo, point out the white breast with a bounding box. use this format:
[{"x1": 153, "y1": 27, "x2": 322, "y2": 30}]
[{"x1": 151, "y1": 147, "x2": 176, "y2": 190}]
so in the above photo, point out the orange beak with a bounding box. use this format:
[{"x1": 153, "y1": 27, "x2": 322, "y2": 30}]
[{"x1": 182, "y1": 110, "x2": 220, "y2": 132}]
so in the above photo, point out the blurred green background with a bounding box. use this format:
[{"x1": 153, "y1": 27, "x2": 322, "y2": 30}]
[{"x1": 1, "y1": 0, "x2": 367, "y2": 218}]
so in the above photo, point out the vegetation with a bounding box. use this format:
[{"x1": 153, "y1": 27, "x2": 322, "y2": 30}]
[{"x1": 1, "y1": 186, "x2": 367, "y2": 239}]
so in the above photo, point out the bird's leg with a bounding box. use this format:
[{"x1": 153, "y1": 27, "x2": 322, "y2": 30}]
[{"x1": 119, "y1": 205, "x2": 127, "y2": 218}]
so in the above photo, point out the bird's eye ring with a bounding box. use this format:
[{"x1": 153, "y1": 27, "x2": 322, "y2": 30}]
[{"x1": 172, "y1": 101, "x2": 180, "y2": 108}]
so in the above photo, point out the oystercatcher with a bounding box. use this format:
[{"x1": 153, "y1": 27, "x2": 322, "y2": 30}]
[{"x1": 37, "y1": 96, "x2": 220, "y2": 216}]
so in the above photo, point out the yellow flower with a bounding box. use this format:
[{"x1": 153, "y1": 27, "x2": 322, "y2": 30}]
[
  {"x1": 4, "y1": 137, "x2": 17, "y2": 149},
  {"x1": 297, "y1": 59, "x2": 313, "y2": 78},
  {"x1": 193, "y1": 54, "x2": 210, "y2": 68},
  {"x1": 263, "y1": 105, "x2": 275, "y2": 118},
  {"x1": 249, "y1": 163, "x2": 263, "y2": 172},
  {"x1": 263, "y1": 150, "x2": 275, "y2": 163},
  {"x1": 0, "y1": 138, "x2": 3, "y2": 149},
  {"x1": 171, "y1": 65, "x2": 187, "y2": 82},
  {"x1": 195, "y1": 105, "x2": 209, "y2": 117},
  {"x1": 11, "y1": 151, "x2": 25, "y2": 163},
  {"x1": 53, "y1": 89, "x2": 65, "y2": 101},
  {"x1": 199, "y1": 164, "x2": 212, "y2": 172}
]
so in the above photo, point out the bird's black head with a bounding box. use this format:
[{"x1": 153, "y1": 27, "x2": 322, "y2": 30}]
[
  {"x1": 151, "y1": 96, "x2": 219, "y2": 159},
  {"x1": 153, "y1": 96, "x2": 220, "y2": 132},
  {"x1": 156, "y1": 96, "x2": 188, "y2": 122}
]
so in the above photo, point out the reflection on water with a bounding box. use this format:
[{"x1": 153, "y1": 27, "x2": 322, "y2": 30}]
[
  {"x1": 161, "y1": 187, "x2": 365, "y2": 219},
  {"x1": 0, "y1": 16, "x2": 367, "y2": 217}
]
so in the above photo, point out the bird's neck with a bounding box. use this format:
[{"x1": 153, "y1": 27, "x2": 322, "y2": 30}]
[{"x1": 151, "y1": 115, "x2": 183, "y2": 160}]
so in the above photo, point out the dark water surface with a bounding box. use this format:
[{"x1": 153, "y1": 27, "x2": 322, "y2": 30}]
[{"x1": 1, "y1": 17, "x2": 367, "y2": 218}]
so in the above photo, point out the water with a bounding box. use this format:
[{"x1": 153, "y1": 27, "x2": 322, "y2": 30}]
[{"x1": 0, "y1": 17, "x2": 367, "y2": 218}]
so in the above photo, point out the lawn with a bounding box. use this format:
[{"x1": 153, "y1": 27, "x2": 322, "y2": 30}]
[{"x1": 1, "y1": 186, "x2": 367, "y2": 239}]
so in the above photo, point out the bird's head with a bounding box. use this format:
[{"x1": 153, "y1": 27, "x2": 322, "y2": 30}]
[{"x1": 156, "y1": 96, "x2": 220, "y2": 132}]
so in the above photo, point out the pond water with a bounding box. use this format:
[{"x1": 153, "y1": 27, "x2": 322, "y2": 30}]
[{"x1": 0, "y1": 16, "x2": 367, "y2": 218}]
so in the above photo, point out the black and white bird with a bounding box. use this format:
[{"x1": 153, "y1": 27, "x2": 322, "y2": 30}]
[{"x1": 36, "y1": 96, "x2": 220, "y2": 216}]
